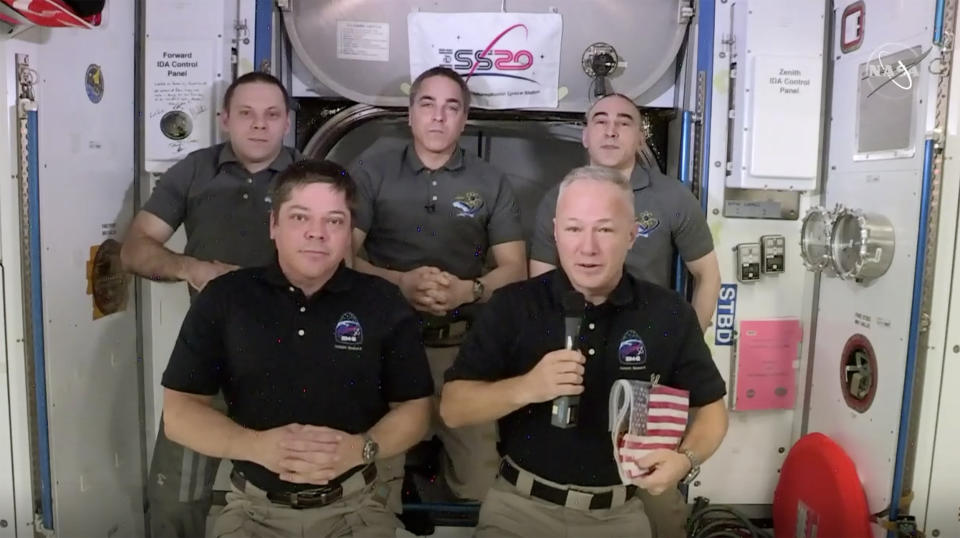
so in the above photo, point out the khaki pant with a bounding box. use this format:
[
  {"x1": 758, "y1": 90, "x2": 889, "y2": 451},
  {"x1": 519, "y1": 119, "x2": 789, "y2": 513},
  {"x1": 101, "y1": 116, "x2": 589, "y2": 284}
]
[
  {"x1": 476, "y1": 477, "x2": 652, "y2": 538},
  {"x1": 212, "y1": 480, "x2": 398, "y2": 538},
  {"x1": 379, "y1": 345, "x2": 499, "y2": 509},
  {"x1": 637, "y1": 487, "x2": 690, "y2": 538}
]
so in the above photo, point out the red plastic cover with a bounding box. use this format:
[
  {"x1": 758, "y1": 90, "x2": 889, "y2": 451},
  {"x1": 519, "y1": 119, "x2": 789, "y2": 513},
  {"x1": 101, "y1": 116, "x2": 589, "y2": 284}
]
[
  {"x1": 773, "y1": 432, "x2": 873, "y2": 538},
  {"x1": 1, "y1": 0, "x2": 101, "y2": 28}
]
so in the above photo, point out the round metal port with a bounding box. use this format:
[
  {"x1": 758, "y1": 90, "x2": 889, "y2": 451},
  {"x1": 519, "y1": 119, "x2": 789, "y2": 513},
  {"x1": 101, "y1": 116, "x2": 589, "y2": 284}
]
[
  {"x1": 830, "y1": 209, "x2": 895, "y2": 281},
  {"x1": 800, "y1": 206, "x2": 835, "y2": 273},
  {"x1": 840, "y1": 334, "x2": 878, "y2": 413}
]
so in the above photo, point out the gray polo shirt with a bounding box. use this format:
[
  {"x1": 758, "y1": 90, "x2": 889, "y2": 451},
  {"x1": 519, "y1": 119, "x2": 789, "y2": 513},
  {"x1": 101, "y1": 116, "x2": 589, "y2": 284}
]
[
  {"x1": 142, "y1": 143, "x2": 301, "y2": 267},
  {"x1": 350, "y1": 144, "x2": 523, "y2": 280},
  {"x1": 530, "y1": 165, "x2": 714, "y2": 288}
]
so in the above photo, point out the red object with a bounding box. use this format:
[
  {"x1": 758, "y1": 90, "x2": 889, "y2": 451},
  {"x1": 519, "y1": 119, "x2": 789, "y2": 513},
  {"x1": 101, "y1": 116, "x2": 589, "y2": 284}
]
[
  {"x1": 617, "y1": 385, "x2": 689, "y2": 479},
  {"x1": 1, "y1": 0, "x2": 100, "y2": 28},
  {"x1": 774, "y1": 433, "x2": 873, "y2": 538}
]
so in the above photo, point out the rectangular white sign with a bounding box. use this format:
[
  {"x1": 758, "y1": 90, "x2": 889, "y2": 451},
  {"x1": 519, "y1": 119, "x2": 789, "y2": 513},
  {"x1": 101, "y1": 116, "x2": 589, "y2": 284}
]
[
  {"x1": 749, "y1": 55, "x2": 822, "y2": 181},
  {"x1": 144, "y1": 40, "x2": 215, "y2": 162},
  {"x1": 337, "y1": 21, "x2": 390, "y2": 62},
  {"x1": 408, "y1": 12, "x2": 563, "y2": 109}
]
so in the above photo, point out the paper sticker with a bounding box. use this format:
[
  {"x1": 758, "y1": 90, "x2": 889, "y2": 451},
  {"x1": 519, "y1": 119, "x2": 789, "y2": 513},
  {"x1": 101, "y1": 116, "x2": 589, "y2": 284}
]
[
  {"x1": 733, "y1": 319, "x2": 802, "y2": 411},
  {"x1": 145, "y1": 40, "x2": 214, "y2": 161},
  {"x1": 337, "y1": 21, "x2": 389, "y2": 62},
  {"x1": 86, "y1": 239, "x2": 130, "y2": 320},
  {"x1": 408, "y1": 12, "x2": 563, "y2": 109},
  {"x1": 714, "y1": 284, "x2": 738, "y2": 346},
  {"x1": 85, "y1": 64, "x2": 103, "y2": 103}
]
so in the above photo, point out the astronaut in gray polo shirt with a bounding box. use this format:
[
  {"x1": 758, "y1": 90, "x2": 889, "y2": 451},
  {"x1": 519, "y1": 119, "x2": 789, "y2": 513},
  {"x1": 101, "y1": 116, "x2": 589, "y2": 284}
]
[
  {"x1": 120, "y1": 72, "x2": 302, "y2": 538},
  {"x1": 529, "y1": 93, "x2": 721, "y2": 538},
  {"x1": 349, "y1": 67, "x2": 527, "y2": 506},
  {"x1": 530, "y1": 93, "x2": 721, "y2": 331}
]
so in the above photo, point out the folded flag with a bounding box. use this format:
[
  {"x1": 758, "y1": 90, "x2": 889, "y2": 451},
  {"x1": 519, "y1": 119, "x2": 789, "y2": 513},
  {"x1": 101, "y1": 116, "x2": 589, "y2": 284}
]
[{"x1": 609, "y1": 377, "x2": 689, "y2": 484}]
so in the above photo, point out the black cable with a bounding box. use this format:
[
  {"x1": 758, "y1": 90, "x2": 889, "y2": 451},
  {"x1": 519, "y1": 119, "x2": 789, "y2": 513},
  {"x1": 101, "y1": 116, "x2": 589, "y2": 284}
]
[
  {"x1": 686, "y1": 499, "x2": 773, "y2": 538},
  {"x1": 695, "y1": 518, "x2": 753, "y2": 538}
]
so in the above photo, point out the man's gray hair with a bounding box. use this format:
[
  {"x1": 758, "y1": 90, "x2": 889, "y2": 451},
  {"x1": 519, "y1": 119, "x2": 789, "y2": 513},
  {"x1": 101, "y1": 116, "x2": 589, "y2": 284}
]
[
  {"x1": 557, "y1": 165, "x2": 630, "y2": 195},
  {"x1": 556, "y1": 166, "x2": 635, "y2": 215}
]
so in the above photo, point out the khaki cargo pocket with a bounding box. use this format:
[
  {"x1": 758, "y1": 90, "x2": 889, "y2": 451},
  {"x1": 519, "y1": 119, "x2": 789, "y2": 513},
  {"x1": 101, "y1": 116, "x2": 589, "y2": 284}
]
[
  {"x1": 347, "y1": 495, "x2": 401, "y2": 538},
  {"x1": 213, "y1": 493, "x2": 269, "y2": 538}
]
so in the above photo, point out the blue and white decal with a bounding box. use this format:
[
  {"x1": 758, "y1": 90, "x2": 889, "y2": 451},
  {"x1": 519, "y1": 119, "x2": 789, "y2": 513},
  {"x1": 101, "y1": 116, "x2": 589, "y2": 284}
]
[
  {"x1": 334, "y1": 312, "x2": 363, "y2": 350},
  {"x1": 715, "y1": 283, "x2": 737, "y2": 346},
  {"x1": 618, "y1": 330, "x2": 647, "y2": 367}
]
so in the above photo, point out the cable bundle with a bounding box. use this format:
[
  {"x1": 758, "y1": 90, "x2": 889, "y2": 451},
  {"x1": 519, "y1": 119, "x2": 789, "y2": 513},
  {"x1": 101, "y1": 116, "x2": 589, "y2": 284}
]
[{"x1": 686, "y1": 497, "x2": 773, "y2": 538}]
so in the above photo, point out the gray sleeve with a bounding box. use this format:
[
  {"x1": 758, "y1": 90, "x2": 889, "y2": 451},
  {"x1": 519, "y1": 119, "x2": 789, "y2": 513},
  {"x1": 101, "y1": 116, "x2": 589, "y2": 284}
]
[
  {"x1": 348, "y1": 158, "x2": 378, "y2": 233},
  {"x1": 486, "y1": 174, "x2": 524, "y2": 246},
  {"x1": 672, "y1": 186, "x2": 715, "y2": 262},
  {"x1": 141, "y1": 155, "x2": 196, "y2": 229},
  {"x1": 528, "y1": 186, "x2": 559, "y2": 265}
]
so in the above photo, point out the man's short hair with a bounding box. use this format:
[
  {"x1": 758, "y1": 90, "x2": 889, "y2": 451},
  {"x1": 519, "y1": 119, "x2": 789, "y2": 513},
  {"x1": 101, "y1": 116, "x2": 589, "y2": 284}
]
[
  {"x1": 584, "y1": 93, "x2": 641, "y2": 122},
  {"x1": 270, "y1": 160, "x2": 355, "y2": 219},
  {"x1": 223, "y1": 71, "x2": 292, "y2": 112},
  {"x1": 557, "y1": 166, "x2": 635, "y2": 213},
  {"x1": 409, "y1": 66, "x2": 472, "y2": 109}
]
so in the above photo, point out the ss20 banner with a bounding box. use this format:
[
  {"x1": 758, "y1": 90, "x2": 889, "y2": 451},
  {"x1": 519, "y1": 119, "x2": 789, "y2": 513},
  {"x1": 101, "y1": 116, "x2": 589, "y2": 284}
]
[{"x1": 408, "y1": 12, "x2": 563, "y2": 109}]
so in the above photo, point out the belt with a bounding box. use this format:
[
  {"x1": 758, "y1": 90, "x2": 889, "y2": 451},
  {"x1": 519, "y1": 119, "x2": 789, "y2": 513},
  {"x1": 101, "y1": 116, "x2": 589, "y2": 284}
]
[
  {"x1": 421, "y1": 320, "x2": 469, "y2": 347},
  {"x1": 230, "y1": 464, "x2": 377, "y2": 509},
  {"x1": 499, "y1": 458, "x2": 637, "y2": 511}
]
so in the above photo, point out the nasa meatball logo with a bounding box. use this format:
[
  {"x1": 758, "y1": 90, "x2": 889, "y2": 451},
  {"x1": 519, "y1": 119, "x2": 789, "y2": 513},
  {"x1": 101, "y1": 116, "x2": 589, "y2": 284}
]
[
  {"x1": 862, "y1": 42, "x2": 929, "y2": 100},
  {"x1": 334, "y1": 312, "x2": 363, "y2": 351},
  {"x1": 618, "y1": 330, "x2": 647, "y2": 367}
]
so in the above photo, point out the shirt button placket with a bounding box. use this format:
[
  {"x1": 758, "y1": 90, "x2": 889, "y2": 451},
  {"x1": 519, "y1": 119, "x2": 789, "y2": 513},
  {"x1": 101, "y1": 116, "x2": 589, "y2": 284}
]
[
  {"x1": 584, "y1": 320, "x2": 598, "y2": 358},
  {"x1": 428, "y1": 171, "x2": 439, "y2": 212}
]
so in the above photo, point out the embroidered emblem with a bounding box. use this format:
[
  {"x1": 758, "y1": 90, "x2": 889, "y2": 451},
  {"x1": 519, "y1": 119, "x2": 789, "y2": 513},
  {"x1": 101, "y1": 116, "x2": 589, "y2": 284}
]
[{"x1": 452, "y1": 191, "x2": 484, "y2": 217}]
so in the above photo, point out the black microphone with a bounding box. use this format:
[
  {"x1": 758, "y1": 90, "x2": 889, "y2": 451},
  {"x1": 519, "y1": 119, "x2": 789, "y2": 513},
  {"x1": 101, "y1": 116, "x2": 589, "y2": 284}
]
[{"x1": 551, "y1": 290, "x2": 585, "y2": 429}]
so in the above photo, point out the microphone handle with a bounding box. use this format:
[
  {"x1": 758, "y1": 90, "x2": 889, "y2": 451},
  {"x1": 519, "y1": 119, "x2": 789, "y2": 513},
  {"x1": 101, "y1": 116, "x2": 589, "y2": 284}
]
[{"x1": 551, "y1": 324, "x2": 581, "y2": 428}]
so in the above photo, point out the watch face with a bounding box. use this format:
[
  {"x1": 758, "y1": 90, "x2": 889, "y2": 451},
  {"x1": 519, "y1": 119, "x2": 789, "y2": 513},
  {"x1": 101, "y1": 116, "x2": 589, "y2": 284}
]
[{"x1": 363, "y1": 439, "x2": 378, "y2": 463}]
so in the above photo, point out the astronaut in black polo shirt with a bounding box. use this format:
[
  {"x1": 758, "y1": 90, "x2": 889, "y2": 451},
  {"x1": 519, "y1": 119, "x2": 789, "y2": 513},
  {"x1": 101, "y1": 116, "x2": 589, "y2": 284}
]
[
  {"x1": 440, "y1": 165, "x2": 729, "y2": 537},
  {"x1": 161, "y1": 160, "x2": 433, "y2": 537}
]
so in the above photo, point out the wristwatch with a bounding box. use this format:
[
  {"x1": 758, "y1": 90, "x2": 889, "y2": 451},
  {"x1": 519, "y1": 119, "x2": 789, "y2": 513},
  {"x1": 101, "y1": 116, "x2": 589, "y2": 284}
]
[
  {"x1": 679, "y1": 448, "x2": 701, "y2": 485},
  {"x1": 471, "y1": 278, "x2": 485, "y2": 302},
  {"x1": 361, "y1": 432, "x2": 379, "y2": 465}
]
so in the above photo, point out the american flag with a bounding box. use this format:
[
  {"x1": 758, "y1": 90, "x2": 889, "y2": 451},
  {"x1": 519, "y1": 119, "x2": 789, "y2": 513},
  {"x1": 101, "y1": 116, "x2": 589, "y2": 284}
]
[{"x1": 613, "y1": 382, "x2": 690, "y2": 481}]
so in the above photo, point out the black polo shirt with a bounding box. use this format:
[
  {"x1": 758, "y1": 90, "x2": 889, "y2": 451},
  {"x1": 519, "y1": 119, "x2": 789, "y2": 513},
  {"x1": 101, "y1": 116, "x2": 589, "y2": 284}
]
[
  {"x1": 349, "y1": 144, "x2": 523, "y2": 279},
  {"x1": 161, "y1": 261, "x2": 434, "y2": 492},
  {"x1": 445, "y1": 269, "x2": 726, "y2": 486},
  {"x1": 142, "y1": 143, "x2": 303, "y2": 267}
]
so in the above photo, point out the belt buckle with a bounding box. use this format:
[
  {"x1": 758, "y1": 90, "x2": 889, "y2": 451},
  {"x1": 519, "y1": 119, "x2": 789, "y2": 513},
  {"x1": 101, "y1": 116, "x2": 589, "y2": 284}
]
[
  {"x1": 564, "y1": 489, "x2": 594, "y2": 510},
  {"x1": 290, "y1": 487, "x2": 339, "y2": 509}
]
